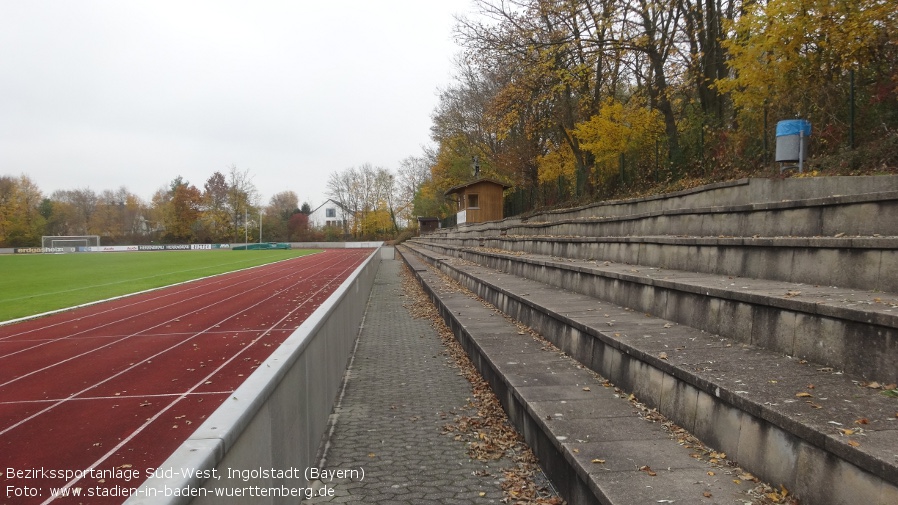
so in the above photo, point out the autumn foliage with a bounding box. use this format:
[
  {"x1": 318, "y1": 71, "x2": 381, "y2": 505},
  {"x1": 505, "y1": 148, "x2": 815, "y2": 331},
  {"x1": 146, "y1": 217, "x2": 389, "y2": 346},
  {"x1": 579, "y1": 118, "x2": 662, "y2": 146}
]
[
  {"x1": 419, "y1": 0, "x2": 898, "y2": 217},
  {"x1": 0, "y1": 165, "x2": 314, "y2": 247}
]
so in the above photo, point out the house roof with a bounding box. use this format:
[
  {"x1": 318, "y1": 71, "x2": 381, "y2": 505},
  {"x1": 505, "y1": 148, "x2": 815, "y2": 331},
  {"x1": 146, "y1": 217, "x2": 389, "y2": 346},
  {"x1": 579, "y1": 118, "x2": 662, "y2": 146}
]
[
  {"x1": 444, "y1": 177, "x2": 513, "y2": 196},
  {"x1": 310, "y1": 198, "x2": 354, "y2": 215}
]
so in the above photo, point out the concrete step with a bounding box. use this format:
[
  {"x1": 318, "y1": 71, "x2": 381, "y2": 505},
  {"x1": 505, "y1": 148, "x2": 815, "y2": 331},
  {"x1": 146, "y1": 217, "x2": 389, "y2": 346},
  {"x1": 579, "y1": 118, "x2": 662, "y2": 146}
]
[
  {"x1": 414, "y1": 235, "x2": 898, "y2": 293},
  {"x1": 428, "y1": 176, "x2": 898, "y2": 237},
  {"x1": 408, "y1": 241, "x2": 898, "y2": 384},
  {"x1": 401, "y1": 243, "x2": 898, "y2": 505},
  {"x1": 398, "y1": 247, "x2": 763, "y2": 505},
  {"x1": 535, "y1": 176, "x2": 898, "y2": 223},
  {"x1": 431, "y1": 189, "x2": 898, "y2": 239}
]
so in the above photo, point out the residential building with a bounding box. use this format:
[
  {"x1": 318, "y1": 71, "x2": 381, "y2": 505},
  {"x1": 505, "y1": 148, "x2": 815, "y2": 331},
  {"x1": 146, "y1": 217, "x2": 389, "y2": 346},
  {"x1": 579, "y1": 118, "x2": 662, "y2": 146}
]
[{"x1": 308, "y1": 199, "x2": 351, "y2": 232}]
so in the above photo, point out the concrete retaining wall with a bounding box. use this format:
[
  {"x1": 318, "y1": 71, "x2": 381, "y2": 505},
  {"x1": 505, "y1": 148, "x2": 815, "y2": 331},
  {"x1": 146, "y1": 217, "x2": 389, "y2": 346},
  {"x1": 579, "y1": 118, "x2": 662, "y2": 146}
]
[
  {"x1": 427, "y1": 175, "x2": 898, "y2": 238},
  {"x1": 0, "y1": 242, "x2": 384, "y2": 254},
  {"x1": 288, "y1": 241, "x2": 384, "y2": 249},
  {"x1": 549, "y1": 176, "x2": 898, "y2": 222},
  {"x1": 126, "y1": 247, "x2": 382, "y2": 505}
]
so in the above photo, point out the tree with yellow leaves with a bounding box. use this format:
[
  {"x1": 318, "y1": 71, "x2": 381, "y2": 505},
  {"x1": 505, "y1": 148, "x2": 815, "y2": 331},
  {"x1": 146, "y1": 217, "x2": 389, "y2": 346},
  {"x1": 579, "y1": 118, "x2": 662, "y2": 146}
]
[
  {"x1": 0, "y1": 175, "x2": 45, "y2": 247},
  {"x1": 575, "y1": 97, "x2": 664, "y2": 165},
  {"x1": 718, "y1": 0, "x2": 898, "y2": 149}
]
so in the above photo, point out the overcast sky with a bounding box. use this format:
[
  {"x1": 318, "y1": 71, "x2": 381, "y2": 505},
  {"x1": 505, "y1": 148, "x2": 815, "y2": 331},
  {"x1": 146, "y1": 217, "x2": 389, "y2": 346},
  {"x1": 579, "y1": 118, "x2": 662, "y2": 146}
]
[{"x1": 0, "y1": 0, "x2": 473, "y2": 207}]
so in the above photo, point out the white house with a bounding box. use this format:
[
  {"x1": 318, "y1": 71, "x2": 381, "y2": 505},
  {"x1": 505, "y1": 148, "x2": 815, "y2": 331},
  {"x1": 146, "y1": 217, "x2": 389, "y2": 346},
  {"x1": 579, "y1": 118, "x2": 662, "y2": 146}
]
[{"x1": 308, "y1": 199, "x2": 352, "y2": 231}]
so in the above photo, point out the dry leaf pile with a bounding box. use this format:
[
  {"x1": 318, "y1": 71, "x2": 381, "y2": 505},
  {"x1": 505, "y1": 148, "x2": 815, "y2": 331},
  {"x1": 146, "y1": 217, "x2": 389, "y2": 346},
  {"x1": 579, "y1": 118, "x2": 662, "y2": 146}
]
[
  {"x1": 401, "y1": 265, "x2": 563, "y2": 505},
  {"x1": 475, "y1": 246, "x2": 528, "y2": 257}
]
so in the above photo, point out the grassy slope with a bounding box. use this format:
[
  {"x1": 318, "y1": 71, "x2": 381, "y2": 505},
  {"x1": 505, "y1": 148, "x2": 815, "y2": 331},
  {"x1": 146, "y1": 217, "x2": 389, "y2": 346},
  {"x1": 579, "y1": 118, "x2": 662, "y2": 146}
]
[{"x1": 0, "y1": 249, "x2": 320, "y2": 322}]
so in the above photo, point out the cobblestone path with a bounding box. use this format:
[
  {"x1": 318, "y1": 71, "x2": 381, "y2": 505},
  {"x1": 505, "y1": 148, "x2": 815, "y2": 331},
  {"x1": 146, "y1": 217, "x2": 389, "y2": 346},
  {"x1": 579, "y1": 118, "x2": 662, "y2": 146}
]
[{"x1": 307, "y1": 259, "x2": 511, "y2": 504}]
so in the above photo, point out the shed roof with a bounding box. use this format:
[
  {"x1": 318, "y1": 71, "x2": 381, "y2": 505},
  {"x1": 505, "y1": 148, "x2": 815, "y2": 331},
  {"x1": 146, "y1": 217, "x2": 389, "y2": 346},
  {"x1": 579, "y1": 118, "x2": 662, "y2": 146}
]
[{"x1": 444, "y1": 177, "x2": 513, "y2": 196}]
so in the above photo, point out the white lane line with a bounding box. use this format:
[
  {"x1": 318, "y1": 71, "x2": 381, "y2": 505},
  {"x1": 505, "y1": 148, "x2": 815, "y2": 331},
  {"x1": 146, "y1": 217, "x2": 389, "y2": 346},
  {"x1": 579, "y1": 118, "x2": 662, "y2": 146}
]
[
  {"x1": 0, "y1": 328, "x2": 293, "y2": 344},
  {"x1": 0, "y1": 391, "x2": 233, "y2": 405},
  {"x1": 40, "y1": 252, "x2": 364, "y2": 503},
  {"x1": 0, "y1": 251, "x2": 361, "y2": 436},
  {"x1": 0, "y1": 251, "x2": 327, "y2": 338},
  {"x1": 0, "y1": 253, "x2": 333, "y2": 361}
]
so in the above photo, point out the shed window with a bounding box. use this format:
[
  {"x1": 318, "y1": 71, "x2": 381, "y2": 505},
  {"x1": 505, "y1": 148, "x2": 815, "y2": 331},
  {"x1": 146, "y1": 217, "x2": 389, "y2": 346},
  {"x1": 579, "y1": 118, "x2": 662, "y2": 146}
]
[{"x1": 467, "y1": 194, "x2": 479, "y2": 209}]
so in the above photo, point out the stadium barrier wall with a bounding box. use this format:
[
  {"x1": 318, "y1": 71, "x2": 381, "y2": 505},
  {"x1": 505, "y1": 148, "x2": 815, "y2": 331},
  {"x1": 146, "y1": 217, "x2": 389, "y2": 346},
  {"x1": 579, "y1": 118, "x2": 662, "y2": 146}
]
[
  {"x1": 288, "y1": 241, "x2": 383, "y2": 249},
  {"x1": 126, "y1": 246, "x2": 383, "y2": 505},
  {"x1": 0, "y1": 242, "x2": 384, "y2": 254}
]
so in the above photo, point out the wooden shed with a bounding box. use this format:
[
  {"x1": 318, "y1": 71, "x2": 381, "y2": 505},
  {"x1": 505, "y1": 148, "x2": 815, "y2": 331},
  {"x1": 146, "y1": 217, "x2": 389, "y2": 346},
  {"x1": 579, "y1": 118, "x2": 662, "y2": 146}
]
[
  {"x1": 445, "y1": 178, "x2": 512, "y2": 225},
  {"x1": 416, "y1": 216, "x2": 440, "y2": 234}
]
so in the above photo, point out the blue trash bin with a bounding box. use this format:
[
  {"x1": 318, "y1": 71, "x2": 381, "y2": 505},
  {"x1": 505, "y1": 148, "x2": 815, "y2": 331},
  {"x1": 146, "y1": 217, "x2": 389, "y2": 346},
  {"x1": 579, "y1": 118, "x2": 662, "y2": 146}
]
[{"x1": 775, "y1": 119, "x2": 811, "y2": 163}]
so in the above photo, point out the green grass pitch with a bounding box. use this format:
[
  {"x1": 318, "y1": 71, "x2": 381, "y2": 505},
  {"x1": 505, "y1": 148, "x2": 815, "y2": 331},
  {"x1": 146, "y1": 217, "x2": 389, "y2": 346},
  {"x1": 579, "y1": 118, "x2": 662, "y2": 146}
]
[{"x1": 0, "y1": 249, "x2": 321, "y2": 323}]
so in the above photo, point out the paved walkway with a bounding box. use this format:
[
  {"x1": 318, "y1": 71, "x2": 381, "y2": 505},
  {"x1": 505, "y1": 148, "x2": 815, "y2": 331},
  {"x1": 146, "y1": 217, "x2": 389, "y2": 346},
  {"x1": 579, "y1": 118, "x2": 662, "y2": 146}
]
[{"x1": 307, "y1": 258, "x2": 510, "y2": 504}]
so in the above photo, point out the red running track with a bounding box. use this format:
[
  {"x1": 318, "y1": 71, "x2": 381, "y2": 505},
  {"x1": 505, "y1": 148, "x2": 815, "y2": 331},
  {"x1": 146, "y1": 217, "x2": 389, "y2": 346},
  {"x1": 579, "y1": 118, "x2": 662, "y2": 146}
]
[{"x1": 0, "y1": 249, "x2": 372, "y2": 504}]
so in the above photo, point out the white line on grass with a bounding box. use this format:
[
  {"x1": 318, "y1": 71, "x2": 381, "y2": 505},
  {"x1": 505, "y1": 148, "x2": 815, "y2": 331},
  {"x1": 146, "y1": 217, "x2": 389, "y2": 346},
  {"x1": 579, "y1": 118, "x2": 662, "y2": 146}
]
[{"x1": 0, "y1": 251, "x2": 323, "y2": 327}]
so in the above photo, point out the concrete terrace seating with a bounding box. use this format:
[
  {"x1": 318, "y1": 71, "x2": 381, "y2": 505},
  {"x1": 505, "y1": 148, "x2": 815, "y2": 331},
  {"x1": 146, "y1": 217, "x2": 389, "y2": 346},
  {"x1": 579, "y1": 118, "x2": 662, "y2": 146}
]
[{"x1": 401, "y1": 176, "x2": 898, "y2": 505}]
